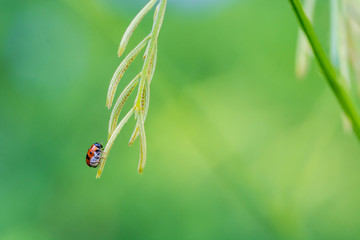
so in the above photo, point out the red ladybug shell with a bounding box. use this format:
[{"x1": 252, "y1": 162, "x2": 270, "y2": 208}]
[{"x1": 86, "y1": 143, "x2": 103, "y2": 167}]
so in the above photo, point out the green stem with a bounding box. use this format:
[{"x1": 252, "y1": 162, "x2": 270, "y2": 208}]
[
  {"x1": 288, "y1": 0, "x2": 360, "y2": 141},
  {"x1": 136, "y1": 0, "x2": 167, "y2": 111}
]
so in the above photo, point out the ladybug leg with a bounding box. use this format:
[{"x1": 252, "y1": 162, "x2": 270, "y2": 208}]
[
  {"x1": 100, "y1": 151, "x2": 108, "y2": 158},
  {"x1": 91, "y1": 157, "x2": 100, "y2": 162}
]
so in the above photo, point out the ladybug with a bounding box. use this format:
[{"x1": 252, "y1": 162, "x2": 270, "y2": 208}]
[{"x1": 86, "y1": 142, "x2": 103, "y2": 168}]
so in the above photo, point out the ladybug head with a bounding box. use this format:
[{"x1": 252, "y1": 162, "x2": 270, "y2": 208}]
[{"x1": 94, "y1": 142, "x2": 103, "y2": 149}]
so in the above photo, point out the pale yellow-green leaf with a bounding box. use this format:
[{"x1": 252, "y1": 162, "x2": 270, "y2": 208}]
[
  {"x1": 117, "y1": 0, "x2": 158, "y2": 57},
  {"x1": 96, "y1": 108, "x2": 135, "y2": 178},
  {"x1": 106, "y1": 35, "x2": 151, "y2": 109},
  {"x1": 108, "y1": 73, "x2": 141, "y2": 139}
]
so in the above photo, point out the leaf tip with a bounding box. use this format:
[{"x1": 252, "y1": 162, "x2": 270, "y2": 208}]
[
  {"x1": 106, "y1": 99, "x2": 112, "y2": 109},
  {"x1": 117, "y1": 47, "x2": 125, "y2": 57}
]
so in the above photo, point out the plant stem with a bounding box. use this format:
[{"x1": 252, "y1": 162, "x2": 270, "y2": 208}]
[
  {"x1": 96, "y1": 108, "x2": 135, "y2": 178},
  {"x1": 288, "y1": 0, "x2": 360, "y2": 141},
  {"x1": 136, "y1": 0, "x2": 166, "y2": 111}
]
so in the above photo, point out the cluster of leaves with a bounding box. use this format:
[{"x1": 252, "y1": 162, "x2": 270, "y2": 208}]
[{"x1": 96, "y1": 0, "x2": 167, "y2": 178}]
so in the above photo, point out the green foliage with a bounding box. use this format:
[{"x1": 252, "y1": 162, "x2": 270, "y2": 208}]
[
  {"x1": 2, "y1": 0, "x2": 360, "y2": 239},
  {"x1": 99, "y1": 0, "x2": 167, "y2": 178}
]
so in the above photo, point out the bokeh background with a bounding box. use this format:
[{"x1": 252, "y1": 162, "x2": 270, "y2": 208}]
[{"x1": 2, "y1": 0, "x2": 360, "y2": 239}]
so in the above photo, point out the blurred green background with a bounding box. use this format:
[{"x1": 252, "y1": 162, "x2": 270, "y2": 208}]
[{"x1": 2, "y1": 0, "x2": 360, "y2": 239}]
